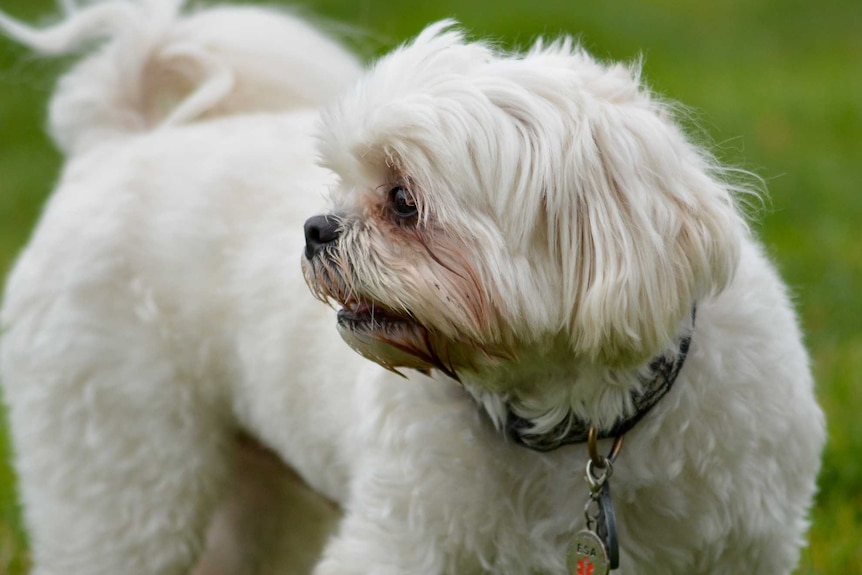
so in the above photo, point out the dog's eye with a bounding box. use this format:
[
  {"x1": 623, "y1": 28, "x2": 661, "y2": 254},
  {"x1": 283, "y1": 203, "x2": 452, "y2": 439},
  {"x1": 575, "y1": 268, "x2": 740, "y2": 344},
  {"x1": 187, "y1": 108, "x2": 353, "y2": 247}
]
[{"x1": 389, "y1": 186, "x2": 418, "y2": 219}]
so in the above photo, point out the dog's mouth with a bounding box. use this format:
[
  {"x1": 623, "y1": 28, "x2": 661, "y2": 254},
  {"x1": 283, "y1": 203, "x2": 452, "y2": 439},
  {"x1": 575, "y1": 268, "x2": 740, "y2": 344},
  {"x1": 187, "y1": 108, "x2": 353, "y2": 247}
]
[
  {"x1": 334, "y1": 295, "x2": 447, "y2": 374},
  {"x1": 303, "y1": 257, "x2": 466, "y2": 379},
  {"x1": 336, "y1": 297, "x2": 413, "y2": 330}
]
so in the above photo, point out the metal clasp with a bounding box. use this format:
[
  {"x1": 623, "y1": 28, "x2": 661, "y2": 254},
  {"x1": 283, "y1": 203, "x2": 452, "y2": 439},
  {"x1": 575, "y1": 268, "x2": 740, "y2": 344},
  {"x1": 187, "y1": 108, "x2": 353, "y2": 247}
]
[{"x1": 585, "y1": 426, "x2": 623, "y2": 492}]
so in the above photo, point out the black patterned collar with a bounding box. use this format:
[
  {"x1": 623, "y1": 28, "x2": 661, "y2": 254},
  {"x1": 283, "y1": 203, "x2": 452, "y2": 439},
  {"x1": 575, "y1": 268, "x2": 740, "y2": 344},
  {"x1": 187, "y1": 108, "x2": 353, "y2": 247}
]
[{"x1": 505, "y1": 308, "x2": 696, "y2": 452}]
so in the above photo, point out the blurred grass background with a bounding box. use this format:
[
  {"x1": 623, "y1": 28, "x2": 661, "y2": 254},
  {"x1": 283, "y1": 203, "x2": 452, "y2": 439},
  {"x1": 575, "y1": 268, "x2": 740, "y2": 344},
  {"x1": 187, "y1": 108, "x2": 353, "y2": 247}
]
[{"x1": 0, "y1": 0, "x2": 859, "y2": 573}]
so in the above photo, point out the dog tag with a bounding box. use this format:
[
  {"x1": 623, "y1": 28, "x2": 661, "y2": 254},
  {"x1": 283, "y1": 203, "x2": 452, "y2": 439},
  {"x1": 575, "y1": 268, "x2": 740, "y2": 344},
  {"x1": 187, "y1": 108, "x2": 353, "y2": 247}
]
[
  {"x1": 567, "y1": 529, "x2": 610, "y2": 575},
  {"x1": 595, "y1": 481, "x2": 619, "y2": 570}
]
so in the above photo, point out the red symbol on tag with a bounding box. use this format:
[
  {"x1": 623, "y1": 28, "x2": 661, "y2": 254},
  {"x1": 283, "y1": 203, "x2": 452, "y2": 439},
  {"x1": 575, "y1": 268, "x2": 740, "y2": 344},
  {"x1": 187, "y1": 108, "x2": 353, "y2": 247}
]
[{"x1": 577, "y1": 558, "x2": 595, "y2": 575}]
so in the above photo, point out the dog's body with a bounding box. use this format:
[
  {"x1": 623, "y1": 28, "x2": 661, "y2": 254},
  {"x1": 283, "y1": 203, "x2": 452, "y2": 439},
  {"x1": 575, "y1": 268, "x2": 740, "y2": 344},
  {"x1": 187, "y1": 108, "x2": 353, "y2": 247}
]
[{"x1": 0, "y1": 2, "x2": 824, "y2": 575}]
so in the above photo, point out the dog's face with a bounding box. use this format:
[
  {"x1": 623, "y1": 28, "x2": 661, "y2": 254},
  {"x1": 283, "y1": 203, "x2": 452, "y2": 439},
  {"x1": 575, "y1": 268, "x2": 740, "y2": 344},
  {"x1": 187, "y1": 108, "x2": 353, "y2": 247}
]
[{"x1": 303, "y1": 23, "x2": 745, "y2": 385}]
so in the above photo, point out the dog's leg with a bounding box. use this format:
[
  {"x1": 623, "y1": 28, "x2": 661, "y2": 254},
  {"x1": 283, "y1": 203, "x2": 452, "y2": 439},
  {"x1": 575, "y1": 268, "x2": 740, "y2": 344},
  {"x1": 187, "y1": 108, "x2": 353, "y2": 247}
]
[
  {"x1": 307, "y1": 416, "x2": 505, "y2": 575},
  {"x1": 3, "y1": 319, "x2": 234, "y2": 575},
  {"x1": 310, "y1": 467, "x2": 488, "y2": 575},
  {"x1": 193, "y1": 437, "x2": 341, "y2": 575}
]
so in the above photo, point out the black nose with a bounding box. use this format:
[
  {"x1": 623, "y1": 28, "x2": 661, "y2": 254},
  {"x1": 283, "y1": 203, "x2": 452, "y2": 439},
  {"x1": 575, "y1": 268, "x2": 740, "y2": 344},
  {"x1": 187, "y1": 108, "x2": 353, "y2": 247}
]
[{"x1": 304, "y1": 214, "x2": 341, "y2": 260}]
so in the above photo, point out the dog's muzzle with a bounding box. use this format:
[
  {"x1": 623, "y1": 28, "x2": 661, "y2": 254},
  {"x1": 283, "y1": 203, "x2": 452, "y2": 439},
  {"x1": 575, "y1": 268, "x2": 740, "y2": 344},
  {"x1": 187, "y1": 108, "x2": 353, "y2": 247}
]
[{"x1": 304, "y1": 214, "x2": 340, "y2": 260}]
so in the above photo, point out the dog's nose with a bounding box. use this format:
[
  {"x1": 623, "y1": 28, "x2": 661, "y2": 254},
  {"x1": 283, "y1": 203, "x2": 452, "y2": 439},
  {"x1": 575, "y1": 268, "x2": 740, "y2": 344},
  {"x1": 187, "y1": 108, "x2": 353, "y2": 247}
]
[{"x1": 304, "y1": 214, "x2": 341, "y2": 260}]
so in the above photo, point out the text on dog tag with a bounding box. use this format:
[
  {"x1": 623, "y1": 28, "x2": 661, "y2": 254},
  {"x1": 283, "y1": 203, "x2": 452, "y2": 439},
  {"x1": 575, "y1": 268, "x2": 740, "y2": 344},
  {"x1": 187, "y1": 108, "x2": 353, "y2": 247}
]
[{"x1": 567, "y1": 529, "x2": 610, "y2": 575}]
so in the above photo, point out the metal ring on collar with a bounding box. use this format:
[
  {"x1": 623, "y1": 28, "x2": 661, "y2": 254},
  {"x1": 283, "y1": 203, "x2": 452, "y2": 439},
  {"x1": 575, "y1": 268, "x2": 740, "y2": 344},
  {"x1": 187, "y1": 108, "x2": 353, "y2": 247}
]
[{"x1": 587, "y1": 426, "x2": 624, "y2": 470}]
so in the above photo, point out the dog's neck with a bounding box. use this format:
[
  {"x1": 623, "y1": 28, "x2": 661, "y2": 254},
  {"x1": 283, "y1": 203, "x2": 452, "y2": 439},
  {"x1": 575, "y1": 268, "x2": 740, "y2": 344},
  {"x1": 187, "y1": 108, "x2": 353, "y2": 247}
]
[{"x1": 463, "y1": 309, "x2": 696, "y2": 452}]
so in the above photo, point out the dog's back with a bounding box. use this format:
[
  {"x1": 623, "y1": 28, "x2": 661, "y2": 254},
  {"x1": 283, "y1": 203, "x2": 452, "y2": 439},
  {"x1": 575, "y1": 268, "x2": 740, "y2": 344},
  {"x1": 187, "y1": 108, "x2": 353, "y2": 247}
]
[{"x1": 0, "y1": 0, "x2": 361, "y2": 154}]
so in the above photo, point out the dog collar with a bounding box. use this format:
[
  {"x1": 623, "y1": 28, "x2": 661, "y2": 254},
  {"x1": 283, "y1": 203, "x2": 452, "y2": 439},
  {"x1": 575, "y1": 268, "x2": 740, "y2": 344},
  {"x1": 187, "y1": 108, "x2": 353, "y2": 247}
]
[{"x1": 506, "y1": 308, "x2": 696, "y2": 452}]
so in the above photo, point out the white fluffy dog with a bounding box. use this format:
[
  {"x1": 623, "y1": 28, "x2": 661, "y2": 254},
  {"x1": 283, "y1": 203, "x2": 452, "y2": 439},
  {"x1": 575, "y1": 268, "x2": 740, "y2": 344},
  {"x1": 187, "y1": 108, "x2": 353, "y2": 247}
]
[{"x1": 0, "y1": 1, "x2": 824, "y2": 574}]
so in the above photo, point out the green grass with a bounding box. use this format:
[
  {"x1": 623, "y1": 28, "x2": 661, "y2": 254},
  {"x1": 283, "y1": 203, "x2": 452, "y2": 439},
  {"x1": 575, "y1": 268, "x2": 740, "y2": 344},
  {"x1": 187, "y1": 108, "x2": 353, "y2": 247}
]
[{"x1": 1, "y1": 0, "x2": 860, "y2": 573}]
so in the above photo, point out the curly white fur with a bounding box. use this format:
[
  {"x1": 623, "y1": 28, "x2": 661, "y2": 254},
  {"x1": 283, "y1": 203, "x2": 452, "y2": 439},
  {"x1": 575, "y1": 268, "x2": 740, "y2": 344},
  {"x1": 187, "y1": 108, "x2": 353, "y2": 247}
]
[{"x1": 0, "y1": 2, "x2": 824, "y2": 575}]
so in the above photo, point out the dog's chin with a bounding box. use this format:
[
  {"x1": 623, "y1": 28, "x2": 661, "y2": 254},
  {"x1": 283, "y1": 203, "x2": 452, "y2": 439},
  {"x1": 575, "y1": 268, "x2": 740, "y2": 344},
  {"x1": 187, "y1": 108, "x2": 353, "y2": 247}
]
[
  {"x1": 335, "y1": 301, "x2": 441, "y2": 374},
  {"x1": 334, "y1": 298, "x2": 481, "y2": 380}
]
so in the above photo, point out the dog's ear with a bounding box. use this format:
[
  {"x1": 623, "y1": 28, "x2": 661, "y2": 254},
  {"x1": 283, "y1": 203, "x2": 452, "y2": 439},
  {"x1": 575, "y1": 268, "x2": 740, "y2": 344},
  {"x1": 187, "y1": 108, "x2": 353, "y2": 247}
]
[{"x1": 552, "y1": 95, "x2": 747, "y2": 366}]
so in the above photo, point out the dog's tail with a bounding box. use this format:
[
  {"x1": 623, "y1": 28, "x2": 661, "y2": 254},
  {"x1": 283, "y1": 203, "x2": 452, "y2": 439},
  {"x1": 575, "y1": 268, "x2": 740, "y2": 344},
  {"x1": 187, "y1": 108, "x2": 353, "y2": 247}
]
[{"x1": 0, "y1": 0, "x2": 362, "y2": 154}]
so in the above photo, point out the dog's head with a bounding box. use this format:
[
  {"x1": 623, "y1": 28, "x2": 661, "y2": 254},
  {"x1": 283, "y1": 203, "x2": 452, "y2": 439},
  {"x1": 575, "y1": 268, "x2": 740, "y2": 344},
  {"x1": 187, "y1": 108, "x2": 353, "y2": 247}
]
[{"x1": 303, "y1": 22, "x2": 747, "y2": 384}]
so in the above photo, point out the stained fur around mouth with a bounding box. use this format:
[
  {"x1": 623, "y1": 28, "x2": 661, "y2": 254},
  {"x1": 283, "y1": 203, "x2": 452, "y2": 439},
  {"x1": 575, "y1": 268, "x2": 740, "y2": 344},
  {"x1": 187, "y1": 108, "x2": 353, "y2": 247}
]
[{"x1": 302, "y1": 252, "x2": 462, "y2": 379}]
